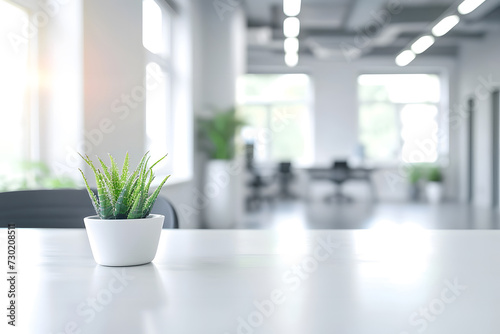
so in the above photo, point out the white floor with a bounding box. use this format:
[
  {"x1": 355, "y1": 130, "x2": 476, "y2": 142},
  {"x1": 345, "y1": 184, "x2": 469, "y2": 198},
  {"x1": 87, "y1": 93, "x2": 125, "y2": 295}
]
[{"x1": 240, "y1": 200, "x2": 500, "y2": 230}]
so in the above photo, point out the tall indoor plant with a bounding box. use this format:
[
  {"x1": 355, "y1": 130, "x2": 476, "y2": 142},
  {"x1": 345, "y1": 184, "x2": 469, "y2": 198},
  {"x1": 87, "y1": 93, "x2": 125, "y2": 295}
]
[
  {"x1": 79, "y1": 152, "x2": 170, "y2": 266},
  {"x1": 197, "y1": 108, "x2": 245, "y2": 160},
  {"x1": 197, "y1": 108, "x2": 245, "y2": 228}
]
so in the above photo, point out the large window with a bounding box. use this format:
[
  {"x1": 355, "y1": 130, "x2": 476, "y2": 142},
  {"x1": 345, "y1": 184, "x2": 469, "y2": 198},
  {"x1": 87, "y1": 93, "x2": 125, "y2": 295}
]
[
  {"x1": 358, "y1": 74, "x2": 442, "y2": 163},
  {"x1": 236, "y1": 74, "x2": 313, "y2": 165},
  {"x1": 0, "y1": 0, "x2": 36, "y2": 189},
  {"x1": 143, "y1": 0, "x2": 193, "y2": 183},
  {"x1": 143, "y1": 0, "x2": 173, "y2": 176},
  {"x1": 1, "y1": 0, "x2": 84, "y2": 191}
]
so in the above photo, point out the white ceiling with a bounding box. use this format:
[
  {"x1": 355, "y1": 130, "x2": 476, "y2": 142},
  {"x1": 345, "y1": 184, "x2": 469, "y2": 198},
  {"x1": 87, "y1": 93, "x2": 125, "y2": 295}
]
[{"x1": 244, "y1": 0, "x2": 500, "y2": 61}]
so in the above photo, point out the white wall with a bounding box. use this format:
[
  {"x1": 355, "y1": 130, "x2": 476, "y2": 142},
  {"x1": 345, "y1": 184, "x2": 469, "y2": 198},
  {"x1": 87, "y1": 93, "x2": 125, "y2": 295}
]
[
  {"x1": 249, "y1": 53, "x2": 458, "y2": 201},
  {"x1": 197, "y1": 0, "x2": 246, "y2": 112},
  {"x1": 312, "y1": 62, "x2": 358, "y2": 164},
  {"x1": 83, "y1": 0, "x2": 145, "y2": 166},
  {"x1": 456, "y1": 29, "x2": 500, "y2": 207},
  {"x1": 182, "y1": 0, "x2": 246, "y2": 227}
]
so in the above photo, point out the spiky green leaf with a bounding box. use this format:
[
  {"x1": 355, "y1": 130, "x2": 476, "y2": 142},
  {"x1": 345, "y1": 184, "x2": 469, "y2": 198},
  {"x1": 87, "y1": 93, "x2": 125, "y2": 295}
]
[
  {"x1": 78, "y1": 169, "x2": 100, "y2": 215},
  {"x1": 108, "y1": 154, "x2": 121, "y2": 199},
  {"x1": 127, "y1": 176, "x2": 146, "y2": 219},
  {"x1": 97, "y1": 157, "x2": 112, "y2": 185},
  {"x1": 95, "y1": 170, "x2": 114, "y2": 219},
  {"x1": 148, "y1": 153, "x2": 168, "y2": 172},
  {"x1": 95, "y1": 164, "x2": 117, "y2": 205},
  {"x1": 114, "y1": 173, "x2": 136, "y2": 219},
  {"x1": 144, "y1": 170, "x2": 155, "y2": 194},
  {"x1": 142, "y1": 175, "x2": 170, "y2": 217},
  {"x1": 120, "y1": 152, "x2": 130, "y2": 186},
  {"x1": 126, "y1": 153, "x2": 149, "y2": 207},
  {"x1": 131, "y1": 155, "x2": 150, "y2": 205}
]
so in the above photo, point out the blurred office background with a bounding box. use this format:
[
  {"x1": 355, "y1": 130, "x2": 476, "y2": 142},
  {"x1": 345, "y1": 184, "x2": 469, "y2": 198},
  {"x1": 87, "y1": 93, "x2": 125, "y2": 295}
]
[{"x1": 1, "y1": 0, "x2": 500, "y2": 229}]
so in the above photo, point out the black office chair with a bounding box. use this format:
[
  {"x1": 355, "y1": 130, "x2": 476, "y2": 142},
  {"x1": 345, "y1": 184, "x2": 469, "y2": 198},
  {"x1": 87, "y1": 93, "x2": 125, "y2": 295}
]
[
  {"x1": 246, "y1": 168, "x2": 274, "y2": 211},
  {"x1": 150, "y1": 194, "x2": 179, "y2": 229},
  {"x1": 325, "y1": 160, "x2": 353, "y2": 202},
  {"x1": 0, "y1": 189, "x2": 178, "y2": 228},
  {"x1": 277, "y1": 162, "x2": 296, "y2": 199}
]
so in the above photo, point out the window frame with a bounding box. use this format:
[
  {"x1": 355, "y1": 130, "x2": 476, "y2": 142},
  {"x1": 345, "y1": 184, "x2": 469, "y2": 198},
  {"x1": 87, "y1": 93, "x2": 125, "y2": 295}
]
[
  {"x1": 357, "y1": 72, "x2": 447, "y2": 166},
  {"x1": 0, "y1": 0, "x2": 39, "y2": 172},
  {"x1": 143, "y1": 0, "x2": 176, "y2": 179},
  {"x1": 237, "y1": 73, "x2": 314, "y2": 166}
]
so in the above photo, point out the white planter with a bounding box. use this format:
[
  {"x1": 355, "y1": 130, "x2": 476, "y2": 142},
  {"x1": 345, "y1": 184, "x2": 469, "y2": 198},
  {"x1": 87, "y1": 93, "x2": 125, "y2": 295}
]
[
  {"x1": 84, "y1": 214, "x2": 164, "y2": 266},
  {"x1": 204, "y1": 159, "x2": 243, "y2": 229},
  {"x1": 426, "y1": 182, "x2": 443, "y2": 204}
]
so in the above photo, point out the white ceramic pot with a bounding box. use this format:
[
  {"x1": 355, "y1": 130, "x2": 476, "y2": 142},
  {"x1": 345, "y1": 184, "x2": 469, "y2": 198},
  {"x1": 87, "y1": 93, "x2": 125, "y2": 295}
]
[
  {"x1": 84, "y1": 214, "x2": 164, "y2": 266},
  {"x1": 204, "y1": 159, "x2": 243, "y2": 229},
  {"x1": 426, "y1": 182, "x2": 443, "y2": 204}
]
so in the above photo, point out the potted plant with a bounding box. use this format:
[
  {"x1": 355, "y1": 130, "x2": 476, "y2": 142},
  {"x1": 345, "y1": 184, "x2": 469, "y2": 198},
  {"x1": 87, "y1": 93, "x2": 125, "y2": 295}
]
[
  {"x1": 78, "y1": 152, "x2": 170, "y2": 266},
  {"x1": 425, "y1": 165, "x2": 444, "y2": 204},
  {"x1": 197, "y1": 108, "x2": 246, "y2": 228},
  {"x1": 407, "y1": 164, "x2": 423, "y2": 201},
  {"x1": 197, "y1": 108, "x2": 246, "y2": 161}
]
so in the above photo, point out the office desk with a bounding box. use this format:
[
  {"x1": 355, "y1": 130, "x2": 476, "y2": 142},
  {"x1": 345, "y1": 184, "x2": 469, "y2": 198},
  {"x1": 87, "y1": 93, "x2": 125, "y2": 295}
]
[
  {"x1": 305, "y1": 167, "x2": 377, "y2": 201},
  {"x1": 1, "y1": 229, "x2": 499, "y2": 333}
]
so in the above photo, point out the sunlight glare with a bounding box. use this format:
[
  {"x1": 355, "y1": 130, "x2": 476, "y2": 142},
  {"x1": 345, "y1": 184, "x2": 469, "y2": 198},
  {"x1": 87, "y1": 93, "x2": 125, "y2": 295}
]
[{"x1": 355, "y1": 221, "x2": 432, "y2": 284}]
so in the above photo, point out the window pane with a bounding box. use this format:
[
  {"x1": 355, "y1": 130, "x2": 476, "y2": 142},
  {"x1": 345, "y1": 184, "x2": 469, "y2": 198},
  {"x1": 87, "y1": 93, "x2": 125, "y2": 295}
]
[
  {"x1": 0, "y1": 1, "x2": 31, "y2": 177},
  {"x1": 145, "y1": 63, "x2": 171, "y2": 171},
  {"x1": 238, "y1": 105, "x2": 269, "y2": 161},
  {"x1": 143, "y1": 0, "x2": 164, "y2": 55},
  {"x1": 400, "y1": 104, "x2": 438, "y2": 163},
  {"x1": 358, "y1": 81, "x2": 391, "y2": 102},
  {"x1": 359, "y1": 103, "x2": 400, "y2": 161},
  {"x1": 237, "y1": 74, "x2": 312, "y2": 164},
  {"x1": 237, "y1": 74, "x2": 309, "y2": 103},
  {"x1": 358, "y1": 74, "x2": 440, "y2": 103},
  {"x1": 358, "y1": 74, "x2": 442, "y2": 163},
  {"x1": 270, "y1": 105, "x2": 308, "y2": 161}
]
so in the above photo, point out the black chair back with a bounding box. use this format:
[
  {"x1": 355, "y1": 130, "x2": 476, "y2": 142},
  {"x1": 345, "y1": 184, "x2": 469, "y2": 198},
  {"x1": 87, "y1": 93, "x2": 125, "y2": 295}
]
[
  {"x1": 150, "y1": 194, "x2": 178, "y2": 229},
  {"x1": 278, "y1": 162, "x2": 292, "y2": 174},
  {"x1": 331, "y1": 160, "x2": 350, "y2": 183},
  {"x1": 0, "y1": 189, "x2": 178, "y2": 228}
]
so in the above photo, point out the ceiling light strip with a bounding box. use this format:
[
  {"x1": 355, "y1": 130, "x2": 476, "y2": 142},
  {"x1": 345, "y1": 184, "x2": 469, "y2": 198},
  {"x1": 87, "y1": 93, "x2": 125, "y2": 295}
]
[
  {"x1": 283, "y1": 1, "x2": 301, "y2": 66},
  {"x1": 432, "y1": 15, "x2": 460, "y2": 37},
  {"x1": 394, "y1": 0, "x2": 476, "y2": 66},
  {"x1": 411, "y1": 35, "x2": 435, "y2": 54},
  {"x1": 283, "y1": 17, "x2": 300, "y2": 38},
  {"x1": 283, "y1": 0, "x2": 301, "y2": 17},
  {"x1": 458, "y1": 0, "x2": 486, "y2": 15},
  {"x1": 396, "y1": 50, "x2": 416, "y2": 67}
]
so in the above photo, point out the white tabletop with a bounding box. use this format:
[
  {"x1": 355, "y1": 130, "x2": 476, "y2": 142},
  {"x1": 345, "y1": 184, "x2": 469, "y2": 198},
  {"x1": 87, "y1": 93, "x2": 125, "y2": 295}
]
[{"x1": 1, "y1": 228, "x2": 499, "y2": 334}]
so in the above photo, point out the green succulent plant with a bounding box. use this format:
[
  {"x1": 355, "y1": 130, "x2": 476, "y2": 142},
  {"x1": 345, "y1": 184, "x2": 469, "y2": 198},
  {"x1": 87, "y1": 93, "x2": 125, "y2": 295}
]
[{"x1": 78, "y1": 152, "x2": 170, "y2": 220}]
